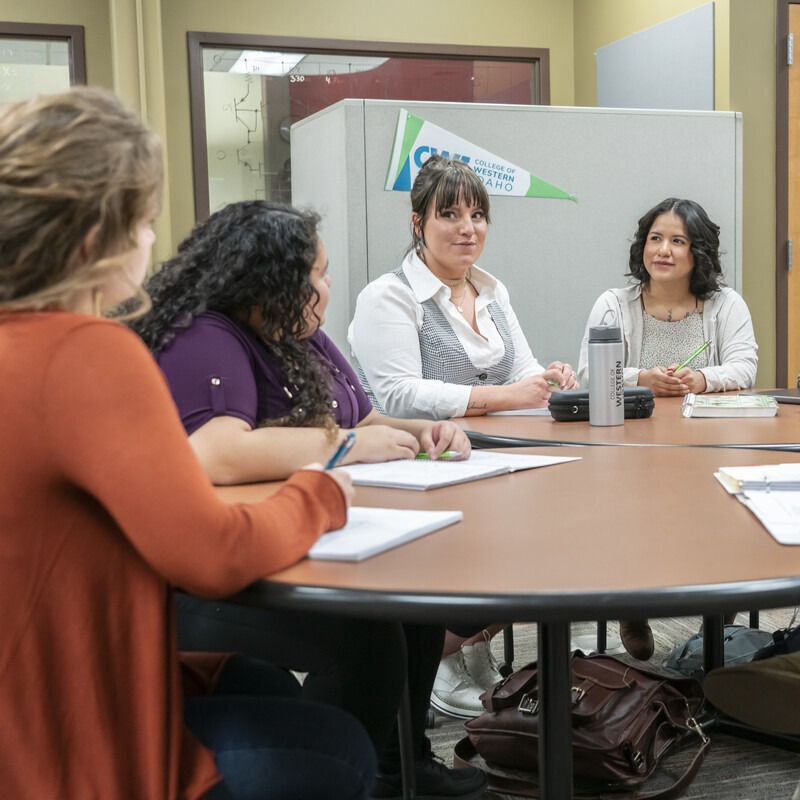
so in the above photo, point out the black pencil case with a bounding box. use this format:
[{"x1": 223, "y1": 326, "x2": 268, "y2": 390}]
[{"x1": 548, "y1": 387, "x2": 655, "y2": 422}]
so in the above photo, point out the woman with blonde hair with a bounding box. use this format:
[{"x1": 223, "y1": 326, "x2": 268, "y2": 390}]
[{"x1": 0, "y1": 87, "x2": 376, "y2": 799}]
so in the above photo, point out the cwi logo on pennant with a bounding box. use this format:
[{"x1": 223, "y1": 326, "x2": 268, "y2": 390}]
[{"x1": 385, "y1": 109, "x2": 576, "y2": 201}]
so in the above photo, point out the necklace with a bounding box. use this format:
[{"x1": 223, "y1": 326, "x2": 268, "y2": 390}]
[
  {"x1": 641, "y1": 293, "x2": 699, "y2": 322},
  {"x1": 450, "y1": 281, "x2": 472, "y2": 313}
]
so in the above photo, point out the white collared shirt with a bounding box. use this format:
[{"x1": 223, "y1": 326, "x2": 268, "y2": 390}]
[{"x1": 347, "y1": 252, "x2": 543, "y2": 419}]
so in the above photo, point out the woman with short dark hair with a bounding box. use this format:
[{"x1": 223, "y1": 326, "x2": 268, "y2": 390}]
[
  {"x1": 577, "y1": 197, "x2": 757, "y2": 395},
  {"x1": 577, "y1": 198, "x2": 756, "y2": 661}
]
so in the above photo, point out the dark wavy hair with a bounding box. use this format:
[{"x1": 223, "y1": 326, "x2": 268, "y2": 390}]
[
  {"x1": 131, "y1": 201, "x2": 336, "y2": 431},
  {"x1": 408, "y1": 154, "x2": 491, "y2": 255},
  {"x1": 627, "y1": 198, "x2": 723, "y2": 298}
]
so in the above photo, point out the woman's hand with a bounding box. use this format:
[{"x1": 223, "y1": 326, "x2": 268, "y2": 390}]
[
  {"x1": 417, "y1": 421, "x2": 472, "y2": 460},
  {"x1": 670, "y1": 367, "x2": 707, "y2": 394},
  {"x1": 350, "y1": 423, "x2": 420, "y2": 463},
  {"x1": 505, "y1": 368, "x2": 577, "y2": 409},
  {"x1": 300, "y1": 462, "x2": 354, "y2": 507},
  {"x1": 637, "y1": 367, "x2": 689, "y2": 397},
  {"x1": 546, "y1": 361, "x2": 579, "y2": 390}
]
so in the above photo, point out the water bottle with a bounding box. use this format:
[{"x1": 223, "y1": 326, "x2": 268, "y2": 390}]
[{"x1": 588, "y1": 316, "x2": 624, "y2": 427}]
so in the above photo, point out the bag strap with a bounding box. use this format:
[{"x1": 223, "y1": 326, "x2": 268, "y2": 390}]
[{"x1": 453, "y1": 724, "x2": 710, "y2": 800}]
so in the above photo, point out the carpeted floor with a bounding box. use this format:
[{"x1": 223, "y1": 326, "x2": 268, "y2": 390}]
[{"x1": 427, "y1": 609, "x2": 800, "y2": 799}]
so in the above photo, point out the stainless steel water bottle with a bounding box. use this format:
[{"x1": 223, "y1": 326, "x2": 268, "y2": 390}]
[{"x1": 588, "y1": 322, "x2": 624, "y2": 426}]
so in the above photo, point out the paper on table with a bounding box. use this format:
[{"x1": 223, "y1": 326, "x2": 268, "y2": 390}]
[
  {"x1": 487, "y1": 407, "x2": 552, "y2": 416},
  {"x1": 736, "y1": 492, "x2": 800, "y2": 545},
  {"x1": 308, "y1": 507, "x2": 463, "y2": 561},
  {"x1": 337, "y1": 449, "x2": 581, "y2": 490}
]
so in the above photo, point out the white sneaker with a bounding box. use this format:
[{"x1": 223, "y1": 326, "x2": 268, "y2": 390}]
[
  {"x1": 462, "y1": 632, "x2": 503, "y2": 690},
  {"x1": 430, "y1": 650, "x2": 485, "y2": 719}
]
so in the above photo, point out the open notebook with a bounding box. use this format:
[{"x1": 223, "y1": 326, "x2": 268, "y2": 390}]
[
  {"x1": 308, "y1": 507, "x2": 463, "y2": 561},
  {"x1": 337, "y1": 450, "x2": 580, "y2": 490},
  {"x1": 715, "y1": 464, "x2": 800, "y2": 545}
]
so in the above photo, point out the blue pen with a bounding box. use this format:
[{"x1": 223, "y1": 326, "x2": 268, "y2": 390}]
[{"x1": 325, "y1": 431, "x2": 356, "y2": 470}]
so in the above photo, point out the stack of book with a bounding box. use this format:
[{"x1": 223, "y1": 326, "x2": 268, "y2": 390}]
[{"x1": 682, "y1": 393, "x2": 779, "y2": 418}]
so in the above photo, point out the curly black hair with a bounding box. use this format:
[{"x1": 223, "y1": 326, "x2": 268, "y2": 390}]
[
  {"x1": 131, "y1": 200, "x2": 336, "y2": 431},
  {"x1": 627, "y1": 198, "x2": 724, "y2": 299}
]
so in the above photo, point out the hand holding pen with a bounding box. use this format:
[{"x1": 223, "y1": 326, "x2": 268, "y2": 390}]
[
  {"x1": 543, "y1": 362, "x2": 579, "y2": 391},
  {"x1": 668, "y1": 340, "x2": 711, "y2": 394},
  {"x1": 669, "y1": 340, "x2": 712, "y2": 375}
]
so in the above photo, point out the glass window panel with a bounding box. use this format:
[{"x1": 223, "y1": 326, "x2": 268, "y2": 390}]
[{"x1": 0, "y1": 37, "x2": 71, "y2": 103}]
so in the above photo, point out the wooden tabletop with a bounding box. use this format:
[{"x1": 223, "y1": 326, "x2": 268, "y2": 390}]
[
  {"x1": 219, "y1": 445, "x2": 800, "y2": 623},
  {"x1": 457, "y1": 395, "x2": 800, "y2": 447}
]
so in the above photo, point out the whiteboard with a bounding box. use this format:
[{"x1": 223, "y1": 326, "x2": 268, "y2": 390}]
[
  {"x1": 292, "y1": 99, "x2": 741, "y2": 371},
  {"x1": 597, "y1": 3, "x2": 715, "y2": 111}
]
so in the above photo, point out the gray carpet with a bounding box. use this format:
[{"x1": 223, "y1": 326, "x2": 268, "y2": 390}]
[{"x1": 427, "y1": 610, "x2": 800, "y2": 799}]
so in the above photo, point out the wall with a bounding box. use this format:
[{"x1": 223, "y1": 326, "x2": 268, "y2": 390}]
[
  {"x1": 572, "y1": 0, "x2": 776, "y2": 386},
  {"x1": 0, "y1": 0, "x2": 113, "y2": 86},
  {"x1": 729, "y1": 0, "x2": 777, "y2": 387},
  {"x1": 573, "y1": 0, "x2": 731, "y2": 108},
  {"x1": 159, "y1": 0, "x2": 575, "y2": 245},
  {"x1": 2, "y1": 0, "x2": 779, "y2": 383}
]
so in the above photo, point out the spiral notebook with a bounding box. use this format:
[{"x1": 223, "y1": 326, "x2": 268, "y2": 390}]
[
  {"x1": 337, "y1": 450, "x2": 580, "y2": 490},
  {"x1": 308, "y1": 507, "x2": 463, "y2": 561}
]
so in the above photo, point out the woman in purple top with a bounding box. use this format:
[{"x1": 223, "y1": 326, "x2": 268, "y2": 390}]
[
  {"x1": 136, "y1": 204, "x2": 468, "y2": 484},
  {"x1": 132, "y1": 201, "x2": 485, "y2": 800}
]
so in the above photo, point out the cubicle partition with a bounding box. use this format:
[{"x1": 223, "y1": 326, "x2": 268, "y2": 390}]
[{"x1": 291, "y1": 99, "x2": 742, "y2": 366}]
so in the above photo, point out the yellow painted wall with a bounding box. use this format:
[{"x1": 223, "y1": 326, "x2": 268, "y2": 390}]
[
  {"x1": 571, "y1": 0, "x2": 776, "y2": 386},
  {"x1": 159, "y1": 0, "x2": 575, "y2": 243},
  {"x1": 1, "y1": 0, "x2": 780, "y2": 381},
  {"x1": 573, "y1": 0, "x2": 730, "y2": 109},
  {"x1": 0, "y1": 0, "x2": 113, "y2": 86},
  {"x1": 729, "y1": 0, "x2": 777, "y2": 387}
]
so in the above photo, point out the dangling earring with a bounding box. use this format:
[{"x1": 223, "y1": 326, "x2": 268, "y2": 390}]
[
  {"x1": 413, "y1": 227, "x2": 424, "y2": 255},
  {"x1": 92, "y1": 288, "x2": 103, "y2": 317}
]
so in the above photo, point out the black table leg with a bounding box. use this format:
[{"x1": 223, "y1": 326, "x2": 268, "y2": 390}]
[
  {"x1": 398, "y1": 680, "x2": 417, "y2": 799},
  {"x1": 538, "y1": 620, "x2": 573, "y2": 799},
  {"x1": 703, "y1": 614, "x2": 725, "y2": 677}
]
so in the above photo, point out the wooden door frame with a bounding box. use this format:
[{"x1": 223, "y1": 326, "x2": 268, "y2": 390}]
[{"x1": 776, "y1": 0, "x2": 799, "y2": 386}]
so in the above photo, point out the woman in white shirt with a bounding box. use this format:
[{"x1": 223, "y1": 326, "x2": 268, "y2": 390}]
[
  {"x1": 348, "y1": 154, "x2": 577, "y2": 720},
  {"x1": 348, "y1": 154, "x2": 577, "y2": 421}
]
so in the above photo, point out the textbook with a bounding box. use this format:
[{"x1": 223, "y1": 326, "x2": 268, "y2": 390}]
[
  {"x1": 308, "y1": 507, "x2": 463, "y2": 561},
  {"x1": 715, "y1": 463, "x2": 800, "y2": 494},
  {"x1": 681, "y1": 393, "x2": 779, "y2": 418},
  {"x1": 337, "y1": 450, "x2": 580, "y2": 490}
]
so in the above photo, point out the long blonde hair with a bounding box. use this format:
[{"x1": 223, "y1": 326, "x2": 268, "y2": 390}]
[{"x1": 0, "y1": 86, "x2": 163, "y2": 313}]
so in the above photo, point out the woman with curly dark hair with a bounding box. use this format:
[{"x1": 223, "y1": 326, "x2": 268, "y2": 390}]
[
  {"x1": 134, "y1": 200, "x2": 469, "y2": 482},
  {"x1": 576, "y1": 198, "x2": 756, "y2": 663},
  {"x1": 131, "y1": 200, "x2": 486, "y2": 800},
  {"x1": 576, "y1": 197, "x2": 757, "y2": 397}
]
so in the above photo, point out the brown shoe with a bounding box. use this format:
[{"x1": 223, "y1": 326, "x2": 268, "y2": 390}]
[
  {"x1": 704, "y1": 652, "x2": 800, "y2": 733},
  {"x1": 619, "y1": 620, "x2": 654, "y2": 660}
]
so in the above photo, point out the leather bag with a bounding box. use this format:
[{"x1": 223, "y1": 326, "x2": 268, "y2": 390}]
[{"x1": 454, "y1": 652, "x2": 710, "y2": 799}]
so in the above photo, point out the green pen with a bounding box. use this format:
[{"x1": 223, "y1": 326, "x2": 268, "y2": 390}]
[
  {"x1": 415, "y1": 450, "x2": 462, "y2": 460},
  {"x1": 672, "y1": 339, "x2": 713, "y2": 373},
  {"x1": 546, "y1": 379, "x2": 562, "y2": 387}
]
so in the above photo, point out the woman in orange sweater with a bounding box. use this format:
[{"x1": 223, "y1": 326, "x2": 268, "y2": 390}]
[{"x1": 0, "y1": 87, "x2": 375, "y2": 799}]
